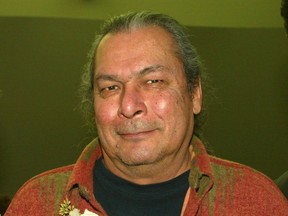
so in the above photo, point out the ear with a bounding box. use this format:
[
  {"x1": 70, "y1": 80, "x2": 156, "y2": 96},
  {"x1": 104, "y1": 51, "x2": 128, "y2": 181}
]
[{"x1": 192, "y1": 82, "x2": 202, "y2": 115}]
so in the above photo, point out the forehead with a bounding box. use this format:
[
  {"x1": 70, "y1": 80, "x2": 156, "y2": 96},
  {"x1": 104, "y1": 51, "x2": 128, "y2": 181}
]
[
  {"x1": 96, "y1": 26, "x2": 177, "y2": 57},
  {"x1": 94, "y1": 26, "x2": 181, "y2": 73}
]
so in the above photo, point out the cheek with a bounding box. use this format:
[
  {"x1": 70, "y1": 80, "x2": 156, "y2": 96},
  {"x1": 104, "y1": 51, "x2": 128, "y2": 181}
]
[
  {"x1": 153, "y1": 98, "x2": 170, "y2": 115},
  {"x1": 150, "y1": 92, "x2": 180, "y2": 117},
  {"x1": 150, "y1": 89, "x2": 192, "y2": 131},
  {"x1": 94, "y1": 100, "x2": 118, "y2": 125}
]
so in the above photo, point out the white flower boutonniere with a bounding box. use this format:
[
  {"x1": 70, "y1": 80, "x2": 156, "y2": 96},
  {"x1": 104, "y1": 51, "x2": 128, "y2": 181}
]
[
  {"x1": 69, "y1": 208, "x2": 81, "y2": 216},
  {"x1": 59, "y1": 198, "x2": 99, "y2": 216},
  {"x1": 81, "y1": 209, "x2": 99, "y2": 216}
]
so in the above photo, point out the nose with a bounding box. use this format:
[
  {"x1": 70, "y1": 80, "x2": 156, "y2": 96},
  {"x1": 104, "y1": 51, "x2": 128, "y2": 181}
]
[{"x1": 118, "y1": 85, "x2": 147, "y2": 119}]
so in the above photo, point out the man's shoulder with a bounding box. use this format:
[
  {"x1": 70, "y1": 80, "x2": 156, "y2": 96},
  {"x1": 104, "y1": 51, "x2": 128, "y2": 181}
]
[
  {"x1": 5, "y1": 165, "x2": 75, "y2": 215},
  {"x1": 208, "y1": 155, "x2": 275, "y2": 187},
  {"x1": 20, "y1": 165, "x2": 74, "y2": 193},
  {"x1": 14, "y1": 165, "x2": 74, "y2": 196},
  {"x1": 208, "y1": 155, "x2": 258, "y2": 173},
  {"x1": 192, "y1": 155, "x2": 288, "y2": 214},
  {"x1": 22, "y1": 164, "x2": 74, "y2": 186},
  {"x1": 208, "y1": 155, "x2": 287, "y2": 203}
]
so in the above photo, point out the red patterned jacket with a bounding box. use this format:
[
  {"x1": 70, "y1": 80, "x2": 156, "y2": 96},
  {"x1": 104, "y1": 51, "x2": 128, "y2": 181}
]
[{"x1": 5, "y1": 137, "x2": 288, "y2": 215}]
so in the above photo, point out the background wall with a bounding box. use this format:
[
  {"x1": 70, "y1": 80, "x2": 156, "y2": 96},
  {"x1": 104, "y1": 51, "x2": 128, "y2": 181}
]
[{"x1": 0, "y1": 0, "x2": 287, "y2": 197}]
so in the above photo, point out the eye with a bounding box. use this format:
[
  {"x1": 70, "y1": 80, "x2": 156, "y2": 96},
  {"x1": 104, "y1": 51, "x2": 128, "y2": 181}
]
[
  {"x1": 97, "y1": 85, "x2": 120, "y2": 98},
  {"x1": 146, "y1": 79, "x2": 163, "y2": 84},
  {"x1": 101, "y1": 85, "x2": 119, "y2": 92}
]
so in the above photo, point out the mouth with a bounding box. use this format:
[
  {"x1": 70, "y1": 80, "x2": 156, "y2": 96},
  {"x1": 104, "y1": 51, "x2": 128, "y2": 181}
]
[{"x1": 117, "y1": 129, "x2": 156, "y2": 140}]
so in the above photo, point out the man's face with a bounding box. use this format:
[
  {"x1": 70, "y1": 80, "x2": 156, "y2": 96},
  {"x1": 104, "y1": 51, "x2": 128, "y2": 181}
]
[{"x1": 93, "y1": 26, "x2": 202, "y2": 169}]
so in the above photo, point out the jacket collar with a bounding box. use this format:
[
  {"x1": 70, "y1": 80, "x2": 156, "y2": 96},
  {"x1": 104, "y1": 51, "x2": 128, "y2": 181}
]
[
  {"x1": 65, "y1": 138, "x2": 102, "y2": 202},
  {"x1": 189, "y1": 136, "x2": 213, "y2": 197}
]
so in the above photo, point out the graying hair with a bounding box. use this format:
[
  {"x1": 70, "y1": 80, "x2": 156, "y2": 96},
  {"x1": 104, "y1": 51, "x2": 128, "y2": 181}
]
[{"x1": 79, "y1": 11, "x2": 208, "y2": 139}]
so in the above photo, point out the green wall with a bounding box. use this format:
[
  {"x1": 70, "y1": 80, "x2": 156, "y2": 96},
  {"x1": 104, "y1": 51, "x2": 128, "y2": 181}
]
[{"x1": 0, "y1": 17, "x2": 287, "y2": 197}]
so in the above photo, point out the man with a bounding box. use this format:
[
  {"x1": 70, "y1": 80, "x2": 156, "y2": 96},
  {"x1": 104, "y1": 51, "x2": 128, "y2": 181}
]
[
  {"x1": 5, "y1": 11, "x2": 288, "y2": 215},
  {"x1": 275, "y1": 0, "x2": 288, "y2": 199}
]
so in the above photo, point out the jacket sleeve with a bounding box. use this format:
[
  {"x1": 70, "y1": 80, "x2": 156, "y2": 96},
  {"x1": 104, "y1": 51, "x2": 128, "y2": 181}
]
[
  {"x1": 5, "y1": 169, "x2": 71, "y2": 215},
  {"x1": 232, "y1": 167, "x2": 288, "y2": 215}
]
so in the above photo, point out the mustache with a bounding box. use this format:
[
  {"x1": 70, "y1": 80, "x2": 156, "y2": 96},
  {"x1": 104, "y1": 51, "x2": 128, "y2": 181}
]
[{"x1": 116, "y1": 120, "x2": 161, "y2": 134}]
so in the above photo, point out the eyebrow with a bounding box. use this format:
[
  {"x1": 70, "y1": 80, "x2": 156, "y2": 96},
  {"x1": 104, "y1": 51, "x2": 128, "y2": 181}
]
[
  {"x1": 138, "y1": 65, "x2": 165, "y2": 76},
  {"x1": 94, "y1": 74, "x2": 119, "y2": 82},
  {"x1": 94, "y1": 64, "x2": 166, "y2": 82}
]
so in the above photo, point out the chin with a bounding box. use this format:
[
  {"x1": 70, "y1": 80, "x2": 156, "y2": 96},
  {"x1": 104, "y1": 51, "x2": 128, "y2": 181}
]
[{"x1": 119, "y1": 152, "x2": 164, "y2": 167}]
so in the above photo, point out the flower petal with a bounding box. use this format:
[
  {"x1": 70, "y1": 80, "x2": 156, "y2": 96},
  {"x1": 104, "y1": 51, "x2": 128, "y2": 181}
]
[{"x1": 81, "y1": 209, "x2": 99, "y2": 216}]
